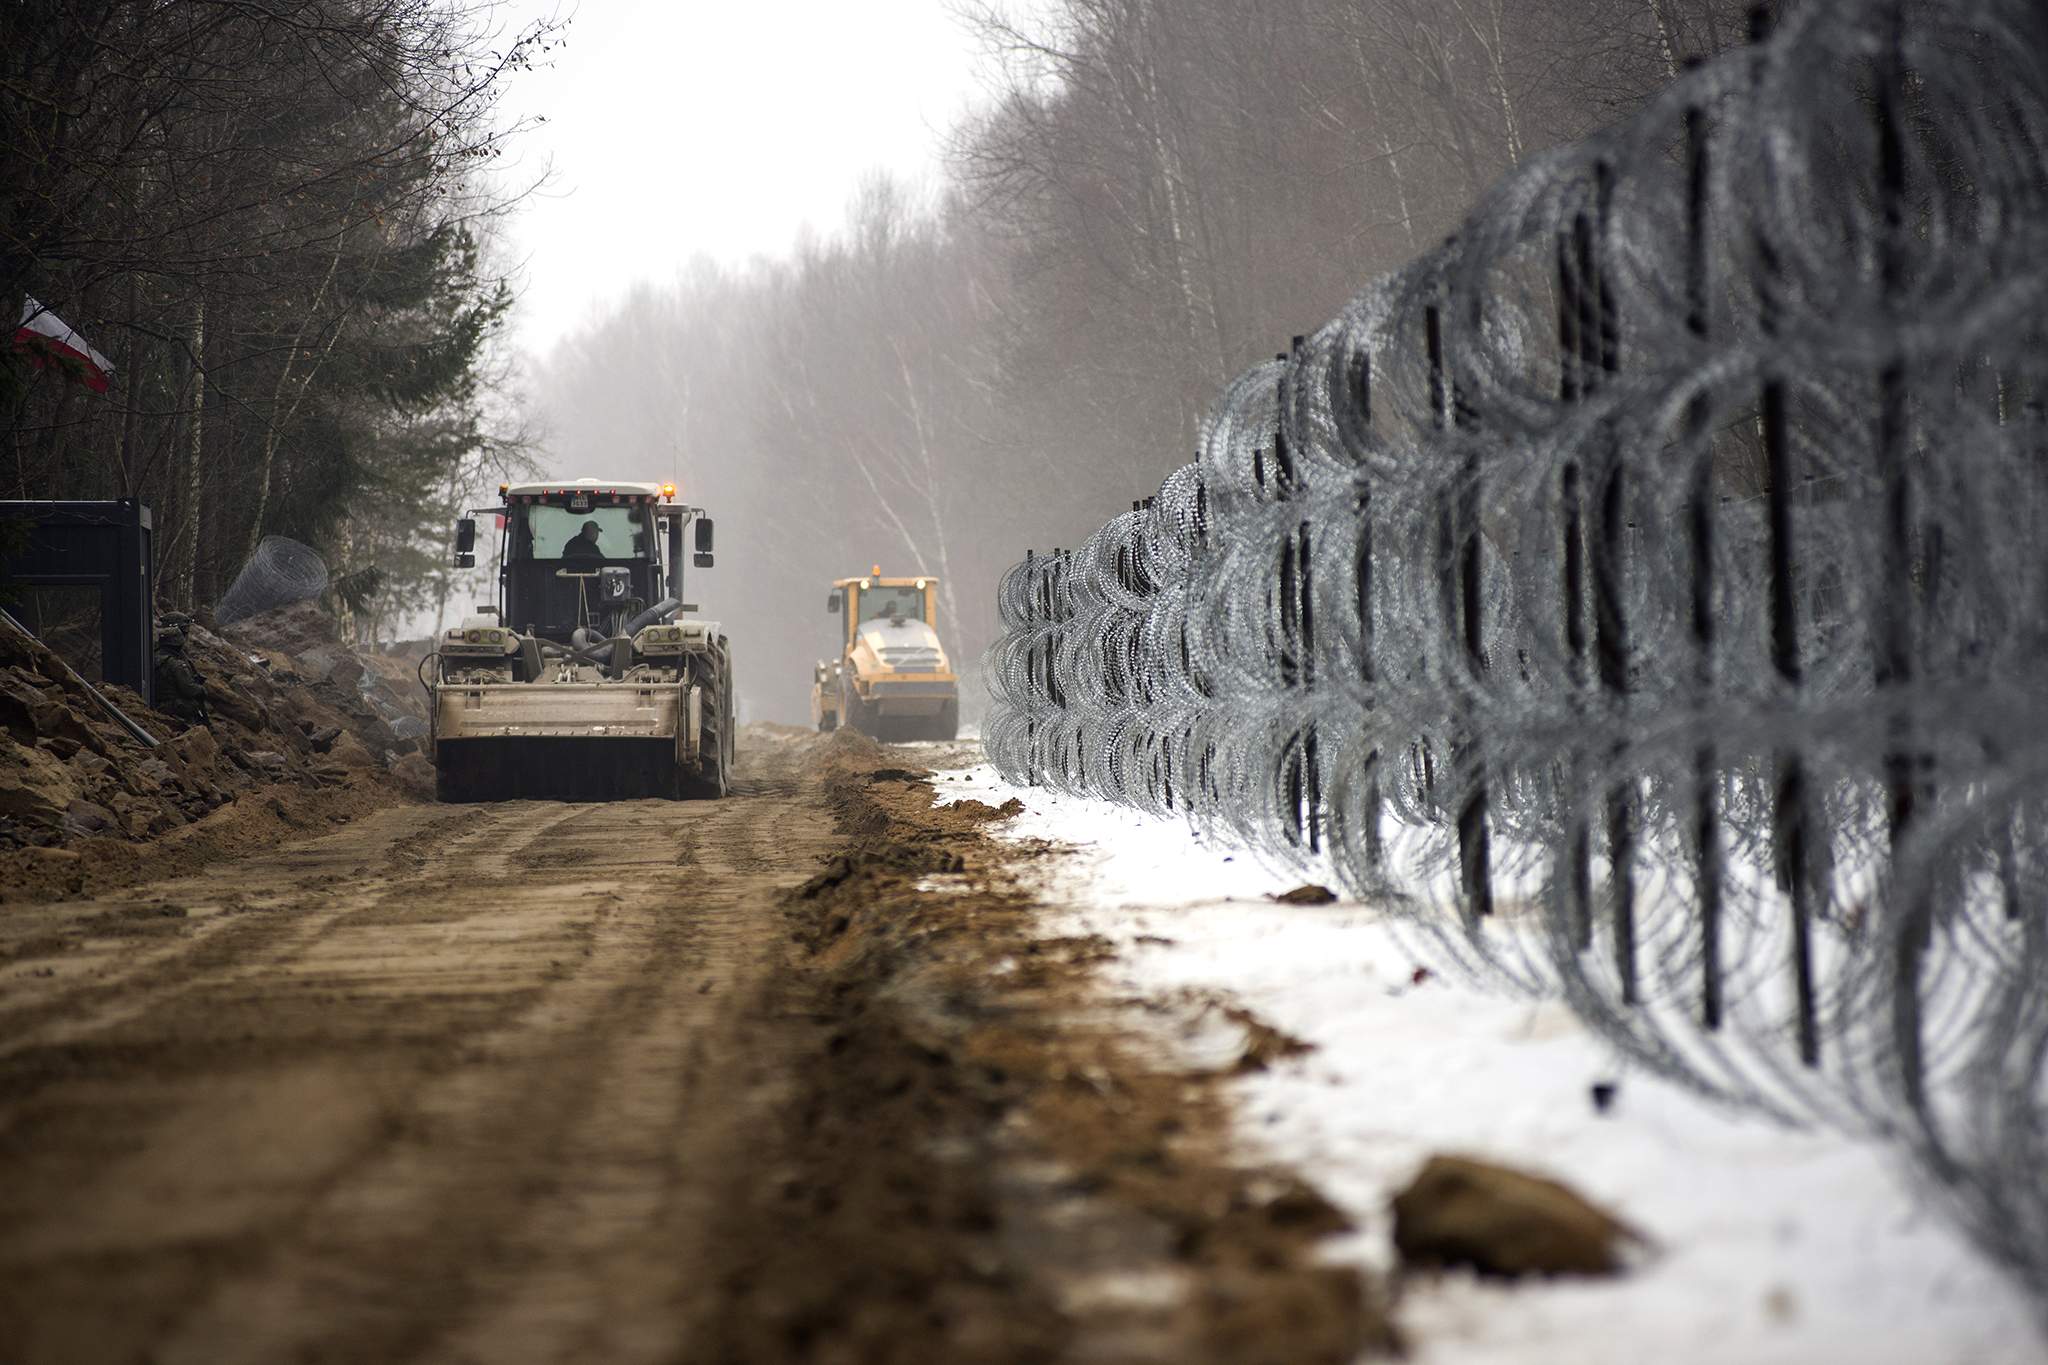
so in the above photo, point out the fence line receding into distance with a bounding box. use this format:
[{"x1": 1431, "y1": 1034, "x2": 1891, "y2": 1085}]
[{"x1": 981, "y1": 0, "x2": 2048, "y2": 1322}]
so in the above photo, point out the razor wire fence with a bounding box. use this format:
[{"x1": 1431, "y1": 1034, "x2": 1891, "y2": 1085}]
[
  {"x1": 982, "y1": 0, "x2": 2048, "y2": 1315},
  {"x1": 214, "y1": 536, "x2": 330, "y2": 627}
]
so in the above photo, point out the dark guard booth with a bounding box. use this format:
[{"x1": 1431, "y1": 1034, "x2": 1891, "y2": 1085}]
[{"x1": 0, "y1": 500, "x2": 155, "y2": 704}]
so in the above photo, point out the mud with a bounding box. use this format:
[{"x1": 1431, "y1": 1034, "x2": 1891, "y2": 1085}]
[
  {"x1": 0, "y1": 727, "x2": 1387, "y2": 1363},
  {"x1": 0, "y1": 600, "x2": 429, "y2": 895},
  {"x1": 0, "y1": 775, "x2": 400, "y2": 907}
]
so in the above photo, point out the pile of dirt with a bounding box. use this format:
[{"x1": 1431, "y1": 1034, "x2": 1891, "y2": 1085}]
[
  {"x1": 686, "y1": 731, "x2": 1398, "y2": 1364},
  {"x1": 1392, "y1": 1154, "x2": 1643, "y2": 1278},
  {"x1": 0, "y1": 600, "x2": 429, "y2": 899}
]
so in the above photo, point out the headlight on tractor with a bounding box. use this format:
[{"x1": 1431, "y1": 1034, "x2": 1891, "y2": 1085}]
[
  {"x1": 443, "y1": 625, "x2": 515, "y2": 656},
  {"x1": 634, "y1": 621, "x2": 714, "y2": 656},
  {"x1": 634, "y1": 623, "x2": 687, "y2": 656}
]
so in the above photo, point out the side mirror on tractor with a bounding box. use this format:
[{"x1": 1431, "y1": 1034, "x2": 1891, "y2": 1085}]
[
  {"x1": 693, "y1": 517, "x2": 715, "y2": 568},
  {"x1": 453, "y1": 517, "x2": 477, "y2": 569}
]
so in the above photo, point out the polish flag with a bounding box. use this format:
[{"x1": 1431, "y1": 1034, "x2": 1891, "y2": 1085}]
[{"x1": 13, "y1": 297, "x2": 114, "y2": 393}]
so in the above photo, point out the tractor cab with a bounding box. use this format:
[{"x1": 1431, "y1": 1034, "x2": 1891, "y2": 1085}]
[
  {"x1": 829, "y1": 574, "x2": 937, "y2": 645},
  {"x1": 453, "y1": 479, "x2": 714, "y2": 648}
]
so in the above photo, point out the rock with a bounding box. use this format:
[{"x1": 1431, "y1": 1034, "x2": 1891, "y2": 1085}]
[
  {"x1": 1230, "y1": 1007, "x2": 1316, "y2": 1072},
  {"x1": 295, "y1": 644, "x2": 364, "y2": 690},
  {"x1": 243, "y1": 750, "x2": 289, "y2": 776},
  {"x1": 1271, "y1": 883, "x2": 1339, "y2": 905},
  {"x1": 1391, "y1": 1154, "x2": 1640, "y2": 1278},
  {"x1": 26, "y1": 650, "x2": 79, "y2": 692},
  {"x1": 0, "y1": 740, "x2": 82, "y2": 824},
  {"x1": 4, "y1": 677, "x2": 102, "y2": 755},
  {"x1": 0, "y1": 674, "x2": 78, "y2": 747},
  {"x1": 106, "y1": 791, "x2": 158, "y2": 838},
  {"x1": 131, "y1": 758, "x2": 178, "y2": 791},
  {"x1": 361, "y1": 681, "x2": 426, "y2": 740},
  {"x1": 324, "y1": 731, "x2": 376, "y2": 771},
  {"x1": 301, "y1": 723, "x2": 344, "y2": 753},
  {"x1": 176, "y1": 725, "x2": 220, "y2": 769},
  {"x1": 61, "y1": 799, "x2": 118, "y2": 837},
  {"x1": 1239, "y1": 1172, "x2": 1354, "y2": 1237},
  {"x1": 947, "y1": 798, "x2": 1019, "y2": 822},
  {"x1": 98, "y1": 682, "x2": 158, "y2": 722},
  {"x1": 0, "y1": 685, "x2": 35, "y2": 743},
  {"x1": 207, "y1": 682, "x2": 271, "y2": 732},
  {"x1": 238, "y1": 646, "x2": 299, "y2": 680},
  {"x1": 387, "y1": 752, "x2": 436, "y2": 798},
  {"x1": 274, "y1": 690, "x2": 343, "y2": 745}
]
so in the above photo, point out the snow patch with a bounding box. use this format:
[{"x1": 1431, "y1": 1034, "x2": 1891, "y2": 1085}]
[{"x1": 937, "y1": 763, "x2": 2045, "y2": 1364}]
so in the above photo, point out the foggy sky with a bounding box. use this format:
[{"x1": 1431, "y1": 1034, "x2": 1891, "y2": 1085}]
[{"x1": 490, "y1": 0, "x2": 998, "y2": 355}]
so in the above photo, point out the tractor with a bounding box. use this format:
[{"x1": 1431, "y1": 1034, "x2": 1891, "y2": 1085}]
[{"x1": 429, "y1": 478, "x2": 733, "y2": 801}]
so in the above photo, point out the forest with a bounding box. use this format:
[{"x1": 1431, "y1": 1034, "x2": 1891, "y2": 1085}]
[
  {"x1": 4, "y1": 0, "x2": 1750, "y2": 720},
  {"x1": 2, "y1": 0, "x2": 552, "y2": 639},
  {"x1": 528, "y1": 0, "x2": 1753, "y2": 722}
]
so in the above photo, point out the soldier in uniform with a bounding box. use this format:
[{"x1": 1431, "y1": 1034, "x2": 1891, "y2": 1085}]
[{"x1": 152, "y1": 612, "x2": 210, "y2": 727}]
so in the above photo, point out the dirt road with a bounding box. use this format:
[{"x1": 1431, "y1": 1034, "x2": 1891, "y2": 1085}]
[{"x1": 0, "y1": 728, "x2": 1384, "y2": 1364}]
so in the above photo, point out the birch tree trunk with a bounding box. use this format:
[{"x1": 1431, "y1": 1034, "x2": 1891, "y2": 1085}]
[
  {"x1": 117, "y1": 272, "x2": 140, "y2": 494},
  {"x1": 1649, "y1": 0, "x2": 1682, "y2": 80},
  {"x1": 1482, "y1": 0, "x2": 1524, "y2": 166},
  {"x1": 179, "y1": 296, "x2": 205, "y2": 609},
  {"x1": 336, "y1": 517, "x2": 358, "y2": 643},
  {"x1": 245, "y1": 236, "x2": 352, "y2": 561}
]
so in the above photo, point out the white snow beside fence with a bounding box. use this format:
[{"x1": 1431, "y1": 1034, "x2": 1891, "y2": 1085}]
[{"x1": 932, "y1": 762, "x2": 2046, "y2": 1365}]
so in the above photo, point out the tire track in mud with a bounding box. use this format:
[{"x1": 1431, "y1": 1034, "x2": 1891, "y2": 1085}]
[
  {"x1": 0, "y1": 730, "x2": 1385, "y2": 1365},
  {"x1": 0, "y1": 738, "x2": 838, "y2": 1365},
  {"x1": 144, "y1": 794, "x2": 836, "y2": 1365},
  {"x1": 0, "y1": 804, "x2": 525, "y2": 1065},
  {"x1": 428, "y1": 793, "x2": 834, "y2": 1364},
  {"x1": 678, "y1": 744, "x2": 1393, "y2": 1365}
]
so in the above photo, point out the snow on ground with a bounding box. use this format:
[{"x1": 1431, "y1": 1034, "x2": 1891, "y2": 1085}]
[{"x1": 933, "y1": 761, "x2": 2046, "y2": 1365}]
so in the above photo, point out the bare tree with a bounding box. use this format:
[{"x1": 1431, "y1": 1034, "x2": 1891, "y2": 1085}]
[
  {"x1": 521, "y1": 0, "x2": 1756, "y2": 722},
  {"x1": 3, "y1": 0, "x2": 557, "y2": 622}
]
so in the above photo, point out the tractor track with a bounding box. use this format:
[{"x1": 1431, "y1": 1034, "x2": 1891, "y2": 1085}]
[
  {"x1": 0, "y1": 727, "x2": 1382, "y2": 1364},
  {"x1": 0, "y1": 733, "x2": 836, "y2": 1365}
]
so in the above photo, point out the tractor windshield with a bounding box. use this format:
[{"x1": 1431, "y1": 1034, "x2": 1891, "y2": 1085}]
[
  {"x1": 859, "y1": 586, "x2": 926, "y2": 624},
  {"x1": 513, "y1": 505, "x2": 652, "y2": 562}
]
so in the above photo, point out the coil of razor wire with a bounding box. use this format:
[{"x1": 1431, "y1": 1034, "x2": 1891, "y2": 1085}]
[
  {"x1": 215, "y1": 536, "x2": 330, "y2": 627},
  {"x1": 983, "y1": 0, "x2": 2048, "y2": 1320}
]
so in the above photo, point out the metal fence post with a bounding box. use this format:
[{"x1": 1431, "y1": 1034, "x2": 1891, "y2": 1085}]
[
  {"x1": 1685, "y1": 79, "x2": 1726, "y2": 1031},
  {"x1": 1558, "y1": 229, "x2": 1595, "y2": 951},
  {"x1": 1583, "y1": 157, "x2": 1638, "y2": 1004},
  {"x1": 1751, "y1": 2, "x2": 1821, "y2": 1067},
  {"x1": 1352, "y1": 345, "x2": 1385, "y2": 869},
  {"x1": 1430, "y1": 298, "x2": 1494, "y2": 923},
  {"x1": 1872, "y1": 0, "x2": 1931, "y2": 1115},
  {"x1": 1025, "y1": 548, "x2": 1039, "y2": 786}
]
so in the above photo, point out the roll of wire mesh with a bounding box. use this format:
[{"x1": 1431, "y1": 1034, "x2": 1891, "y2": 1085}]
[{"x1": 214, "y1": 536, "x2": 331, "y2": 627}]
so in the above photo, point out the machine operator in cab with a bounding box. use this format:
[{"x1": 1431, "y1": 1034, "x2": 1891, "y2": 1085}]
[{"x1": 562, "y1": 519, "x2": 605, "y2": 560}]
